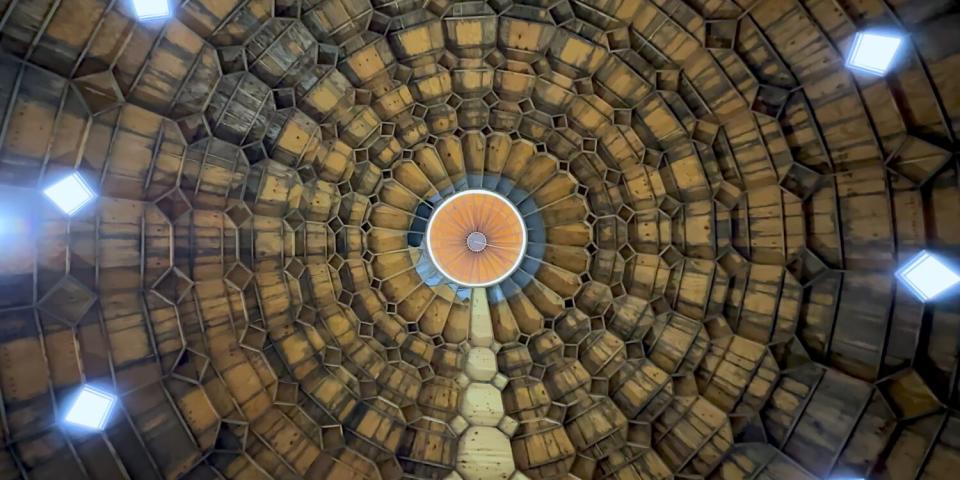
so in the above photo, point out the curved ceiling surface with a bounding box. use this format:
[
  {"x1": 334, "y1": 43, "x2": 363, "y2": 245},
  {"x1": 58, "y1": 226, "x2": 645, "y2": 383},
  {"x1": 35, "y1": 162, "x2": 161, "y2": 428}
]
[{"x1": 0, "y1": 0, "x2": 958, "y2": 479}]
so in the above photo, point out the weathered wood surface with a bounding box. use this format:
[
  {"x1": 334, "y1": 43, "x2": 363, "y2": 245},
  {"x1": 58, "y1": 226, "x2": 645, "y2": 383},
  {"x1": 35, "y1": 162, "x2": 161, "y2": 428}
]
[{"x1": 0, "y1": 0, "x2": 956, "y2": 479}]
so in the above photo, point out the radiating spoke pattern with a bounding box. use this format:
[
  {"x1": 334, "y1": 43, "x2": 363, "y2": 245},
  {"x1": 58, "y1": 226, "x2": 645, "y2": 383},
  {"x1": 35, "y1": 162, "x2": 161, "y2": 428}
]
[{"x1": 427, "y1": 190, "x2": 526, "y2": 287}]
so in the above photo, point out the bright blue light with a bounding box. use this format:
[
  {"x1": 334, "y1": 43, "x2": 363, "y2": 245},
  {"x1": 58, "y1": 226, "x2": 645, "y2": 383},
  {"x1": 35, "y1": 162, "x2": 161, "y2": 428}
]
[
  {"x1": 846, "y1": 31, "x2": 903, "y2": 76},
  {"x1": 43, "y1": 172, "x2": 96, "y2": 216},
  {"x1": 64, "y1": 385, "x2": 117, "y2": 430},
  {"x1": 132, "y1": 0, "x2": 171, "y2": 21},
  {"x1": 896, "y1": 250, "x2": 960, "y2": 301},
  {"x1": 0, "y1": 215, "x2": 29, "y2": 237}
]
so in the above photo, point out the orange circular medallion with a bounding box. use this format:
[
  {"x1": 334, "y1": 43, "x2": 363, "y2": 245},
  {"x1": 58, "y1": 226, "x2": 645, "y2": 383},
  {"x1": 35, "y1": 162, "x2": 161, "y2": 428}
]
[{"x1": 426, "y1": 190, "x2": 527, "y2": 287}]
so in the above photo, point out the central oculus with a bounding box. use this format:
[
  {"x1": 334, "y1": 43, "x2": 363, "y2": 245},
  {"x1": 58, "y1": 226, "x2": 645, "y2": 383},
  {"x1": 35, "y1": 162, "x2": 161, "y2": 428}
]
[{"x1": 425, "y1": 190, "x2": 527, "y2": 287}]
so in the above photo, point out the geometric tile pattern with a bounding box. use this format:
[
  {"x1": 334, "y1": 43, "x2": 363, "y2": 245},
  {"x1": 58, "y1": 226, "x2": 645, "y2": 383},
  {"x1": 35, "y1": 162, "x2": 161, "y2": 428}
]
[{"x1": 0, "y1": 1, "x2": 957, "y2": 479}]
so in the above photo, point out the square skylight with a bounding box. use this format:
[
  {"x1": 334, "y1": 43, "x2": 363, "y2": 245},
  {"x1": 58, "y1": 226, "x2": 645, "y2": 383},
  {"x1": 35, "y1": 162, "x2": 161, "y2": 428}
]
[
  {"x1": 43, "y1": 172, "x2": 96, "y2": 216},
  {"x1": 64, "y1": 385, "x2": 116, "y2": 430},
  {"x1": 132, "y1": 0, "x2": 171, "y2": 20},
  {"x1": 896, "y1": 250, "x2": 960, "y2": 301},
  {"x1": 846, "y1": 31, "x2": 903, "y2": 76}
]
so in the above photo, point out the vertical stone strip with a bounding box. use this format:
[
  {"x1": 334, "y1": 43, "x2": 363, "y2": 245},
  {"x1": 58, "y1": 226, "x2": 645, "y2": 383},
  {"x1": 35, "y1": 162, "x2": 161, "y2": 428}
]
[{"x1": 448, "y1": 288, "x2": 521, "y2": 480}]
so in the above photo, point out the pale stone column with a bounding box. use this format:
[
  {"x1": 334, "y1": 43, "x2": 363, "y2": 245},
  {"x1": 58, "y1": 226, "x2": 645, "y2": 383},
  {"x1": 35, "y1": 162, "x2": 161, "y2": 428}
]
[{"x1": 446, "y1": 288, "x2": 524, "y2": 480}]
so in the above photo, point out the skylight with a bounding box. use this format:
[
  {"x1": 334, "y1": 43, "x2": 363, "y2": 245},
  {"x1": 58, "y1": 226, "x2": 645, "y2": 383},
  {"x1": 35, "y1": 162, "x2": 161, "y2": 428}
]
[
  {"x1": 896, "y1": 250, "x2": 960, "y2": 301},
  {"x1": 43, "y1": 172, "x2": 96, "y2": 216},
  {"x1": 64, "y1": 385, "x2": 117, "y2": 430},
  {"x1": 132, "y1": 0, "x2": 171, "y2": 21},
  {"x1": 846, "y1": 31, "x2": 904, "y2": 76}
]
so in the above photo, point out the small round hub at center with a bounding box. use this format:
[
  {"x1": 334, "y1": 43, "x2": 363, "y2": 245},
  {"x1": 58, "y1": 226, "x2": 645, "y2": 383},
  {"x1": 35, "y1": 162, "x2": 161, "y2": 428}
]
[{"x1": 466, "y1": 232, "x2": 487, "y2": 252}]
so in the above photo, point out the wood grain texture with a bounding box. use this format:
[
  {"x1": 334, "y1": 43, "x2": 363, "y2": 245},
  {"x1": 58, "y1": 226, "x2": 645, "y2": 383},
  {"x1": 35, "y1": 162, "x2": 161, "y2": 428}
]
[{"x1": 0, "y1": 0, "x2": 957, "y2": 479}]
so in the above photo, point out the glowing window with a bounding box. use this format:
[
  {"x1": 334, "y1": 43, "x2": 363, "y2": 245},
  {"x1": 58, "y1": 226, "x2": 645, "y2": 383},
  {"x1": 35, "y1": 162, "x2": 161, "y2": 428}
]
[
  {"x1": 846, "y1": 31, "x2": 903, "y2": 76},
  {"x1": 132, "y1": 0, "x2": 170, "y2": 21},
  {"x1": 43, "y1": 173, "x2": 96, "y2": 216},
  {"x1": 896, "y1": 250, "x2": 960, "y2": 301},
  {"x1": 64, "y1": 385, "x2": 116, "y2": 430}
]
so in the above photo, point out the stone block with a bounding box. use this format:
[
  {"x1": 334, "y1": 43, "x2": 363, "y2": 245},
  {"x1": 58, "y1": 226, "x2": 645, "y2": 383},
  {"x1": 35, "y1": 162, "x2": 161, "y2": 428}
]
[
  {"x1": 457, "y1": 427, "x2": 515, "y2": 479},
  {"x1": 466, "y1": 348, "x2": 497, "y2": 382},
  {"x1": 461, "y1": 383, "x2": 505, "y2": 426}
]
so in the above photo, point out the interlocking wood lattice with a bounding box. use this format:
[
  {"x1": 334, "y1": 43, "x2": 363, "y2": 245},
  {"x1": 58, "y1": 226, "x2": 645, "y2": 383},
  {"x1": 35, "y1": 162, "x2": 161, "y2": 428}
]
[{"x1": 0, "y1": 0, "x2": 957, "y2": 479}]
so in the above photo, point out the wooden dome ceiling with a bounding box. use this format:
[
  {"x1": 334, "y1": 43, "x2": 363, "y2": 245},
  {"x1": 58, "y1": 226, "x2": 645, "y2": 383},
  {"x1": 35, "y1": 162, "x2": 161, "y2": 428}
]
[{"x1": 0, "y1": 0, "x2": 958, "y2": 479}]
